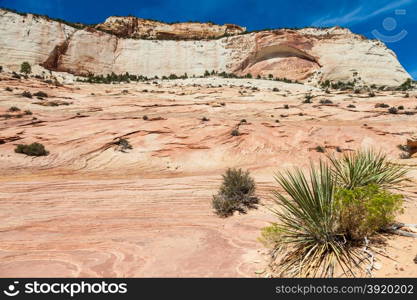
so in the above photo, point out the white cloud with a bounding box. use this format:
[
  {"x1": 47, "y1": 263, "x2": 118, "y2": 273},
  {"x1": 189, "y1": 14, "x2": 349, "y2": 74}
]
[{"x1": 311, "y1": 0, "x2": 413, "y2": 26}]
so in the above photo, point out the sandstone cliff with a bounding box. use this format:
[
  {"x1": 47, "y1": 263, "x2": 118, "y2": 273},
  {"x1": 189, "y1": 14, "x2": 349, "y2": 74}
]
[
  {"x1": 0, "y1": 9, "x2": 411, "y2": 86},
  {"x1": 95, "y1": 16, "x2": 245, "y2": 39}
]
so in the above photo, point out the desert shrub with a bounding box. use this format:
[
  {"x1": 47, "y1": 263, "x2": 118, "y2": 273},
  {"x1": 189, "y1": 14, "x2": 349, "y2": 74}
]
[
  {"x1": 33, "y1": 91, "x2": 48, "y2": 98},
  {"x1": 142, "y1": 115, "x2": 148, "y2": 120},
  {"x1": 15, "y1": 142, "x2": 49, "y2": 156},
  {"x1": 5, "y1": 87, "x2": 13, "y2": 92},
  {"x1": 12, "y1": 72, "x2": 21, "y2": 79},
  {"x1": 8, "y1": 106, "x2": 20, "y2": 112},
  {"x1": 22, "y1": 91, "x2": 32, "y2": 98},
  {"x1": 231, "y1": 129, "x2": 240, "y2": 136},
  {"x1": 259, "y1": 223, "x2": 282, "y2": 247},
  {"x1": 20, "y1": 62, "x2": 31, "y2": 74},
  {"x1": 201, "y1": 116, "x2": 209, "y2": 122},
  {"x1": 388, "y1": 107, "x2": 398, "y2": 114},
  {"x1": 375, "y1": 103, "x2": 389, "y2": 108},
  {"x1": 283, "y1": 104, "x2": 289, "y2": 109},
  {"x1": 268, "y1": 162, "x2": 361, "y2": 277},
  {"x1": 347, "y1": 104, "x2": 356, "y2": 108},
  {"x1": 320, "y1": 99, "x2": 333, "y2": 104},
  {"x1": 303, "y1": 94, "x2": 313, "y2": 103},
  {"x1": 273, "y1": 87, "x2": 279, "y2": 92},
  {"x1": 115, "y1": 138, "x2": 132, "y2": 151},
  {"x1": 398, "y1": 105, "x2": 404, "y2": 110},
  {"x1": 335, "y1": 184, "x2": 403, "y2": 240},
  {"x1": 368, "y1": 92, "x2": 375, "y2": 97},
  {"x1": 328, "y1": 150, "x2": 408, "y2": 190},
  {"x1": 315, "y1": 145, "x2": 325, "y2": 153},
  {"x1": 212, "y1": 168, "x2": 258, "y2": 217},
  {"x1": 24, "y1": 110, "x2": 33, "y2": 115}
]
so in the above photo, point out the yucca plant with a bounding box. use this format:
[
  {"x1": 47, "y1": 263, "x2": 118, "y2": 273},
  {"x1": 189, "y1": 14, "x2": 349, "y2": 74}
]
[
  {"x1": 268, "y1": 162, "x2": 362, "y2": 277},
  {"x1": 327, "y1": 149, "x2": 408, "y2": 190}
]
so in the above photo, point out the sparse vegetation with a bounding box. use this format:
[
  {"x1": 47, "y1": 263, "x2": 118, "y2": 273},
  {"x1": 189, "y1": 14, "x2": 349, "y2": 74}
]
[
  {"x1": 24, "y1": 110, "x2": 33, "y2": 115},
  {"x1": 33, "y1": 91, "x2": 48, "y2": 98},
  {"x1": 398, "y1": 105, "x2": 404, "y2": 110},
  {"x1": 336, "y1": 184, "x2": 403, "y2": 241},
  {"x1": 375, "y1": 103, "x2": 389, "y2": 108},
  {"x1": 22, "y1": 91, "x2": 32, "y2": 98},
  {"x1": 5, "y1": 87, "x2": 13, "y2": 92},
  {"x1": 142, "y1": 115, "x2": 149, "y2": 120},
  {"x1": 262, "y1": 150, "x2": 408, "y2": 277},
  {"x1": 315, "y1": 145, "x2": 326, "y2": 153},
  {"x1": 8, "y1": 106, "x2": 20, "y2": 112},
  {"x1": 15, "y1": 142, "x2": 49, "y2": 156},
  {"x1": 201, "y1": 117, "x2": 210, "y2": 122},
  {"x1": 20, "y1": 61, "x2": 31, "y2": 74},
  {"x1": 388, "y1": 107, "x2": 398, "y2": 114},
  {"x1": 347, "y1": 104, "x2": 356, "y2": 108},
  {"x1": 115, "y1": 138, "x2": 133, "y2": 151},
  {"x1": 303, "y1": 94, "x2": 313, "y2": 103},
  {"x1": 319, "y1": 99, "x2": 333, "y2": 105},
  {"x1": 328, "y1": 150, "x2": 408, "y2": 190},
  {"x1": 212, "y1": 168, "x2": 258, "y2": 217},
  {"x1": 231, "y1": 129, "x2": 240, "y2": 136}
]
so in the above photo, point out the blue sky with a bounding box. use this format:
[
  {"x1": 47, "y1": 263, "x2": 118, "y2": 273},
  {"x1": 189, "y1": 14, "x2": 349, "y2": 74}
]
[{"x1": 1, "y1": 0, "x2": 416, "y2": 78}]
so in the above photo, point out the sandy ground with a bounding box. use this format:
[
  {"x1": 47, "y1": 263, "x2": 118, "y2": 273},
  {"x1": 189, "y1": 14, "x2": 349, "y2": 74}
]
[{"x1": 0, "y1": 74, "x2": 416, "y2": 277}]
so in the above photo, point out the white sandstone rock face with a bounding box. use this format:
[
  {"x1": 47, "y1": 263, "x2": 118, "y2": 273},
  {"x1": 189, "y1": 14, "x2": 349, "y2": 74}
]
[{"x1": 0, "y1": 9, "x2": 411, "y2": 86}]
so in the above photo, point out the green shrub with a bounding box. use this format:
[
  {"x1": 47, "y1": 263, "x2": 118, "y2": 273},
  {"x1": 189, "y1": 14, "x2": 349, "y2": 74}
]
[
  {"x1": 335, "y1": 184, "x2": 403, "y2": 240},
  {"x1": 327, "y1": 149, "x2": 408, "y2": 190},
  {"x1": 268, "y1": 162, "x2": 359, "y2": 277},
  {"x1": 20, "y1": 62, "x2": 31, "y2": 74},
  {"x1": 212, "y1": 168, "x2": 258, "y2": 217},
  {"x1": 15, "y1": 142, "x2": 49, "y2": 156}
]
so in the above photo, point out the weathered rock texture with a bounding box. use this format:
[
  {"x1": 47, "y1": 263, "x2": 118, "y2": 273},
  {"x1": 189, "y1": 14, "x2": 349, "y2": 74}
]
[
  {"x1": 0, "y1": 9, "x2": 411, "y2": 86},
  {"x1": 95, "y1": 16, "x2": 246, "y2": 39}
]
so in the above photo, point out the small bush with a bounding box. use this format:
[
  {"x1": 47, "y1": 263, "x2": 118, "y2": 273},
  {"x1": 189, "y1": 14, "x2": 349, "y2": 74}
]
[
  {"x1": 24, "y1": 110, "x2": 33, "y2": 115},
  {"x1": 20, "y1": 62, "x2": 31, "y2": 74},
  {"x1": 22, "y1": 91, "x2": 32, "y2": 98},
  {"x1": 303, "y1": 94, "x2": 313, "y2": 103},
  {"x1": 8, "y1": 106, "x2": 20, "y2": 112},
  {"x1": 368, "y1": 92, "x2": 376, "y2": 97},
  {"x1": 201, "y1": 116, "x2": 209, "y2": 122},
  {"x1": 335, "y1": 184, "x2": 403, "y2": 240},
  {"x1": 283, "y1": 104, "x2": 289, "y2": 109},
  {"x1": 33, "y1": 91, "x2": 48, "y2": 98},
  {"x1": 375, "y1": 103, "x2": 389, "y2": 108},
  {"x1": 5, "y1": 87, "x2": 13, "y2": 92},
  {"x1": 315, "y1": 145, "x2": 325, "y2": 153},
  {"x1": 398, "y1": 105, "x2": 404, "y2": 110},
  {"x1": 347, "y1": 104, "x2": 356, "y2": 108},
  {"x1": 212, "y1": 168, "x2": 258, "y2": 217},
  {"x1": 15, "y1": 142, "x2": 49, "y2": 156},
  {"x1": 231, "y1": 129, "x2": 240, "y2": 136},
  {"x1": 388, "y1": 107, "x2": 398, "y2": 114},
  {"x1": 320, "y1": 99, "x2": 333, "y2": 104},
  {"x1": 115, "y1": 138, "x2": 132, "y2": 151},
  {"x1": 142, "y1": 115, "x2": 148, "y2": 120}
]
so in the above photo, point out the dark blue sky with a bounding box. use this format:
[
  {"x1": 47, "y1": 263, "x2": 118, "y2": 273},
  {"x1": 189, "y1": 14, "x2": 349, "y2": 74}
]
[{"x1": 1, "y1": 0, "x2": 416, "y2": 78}]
